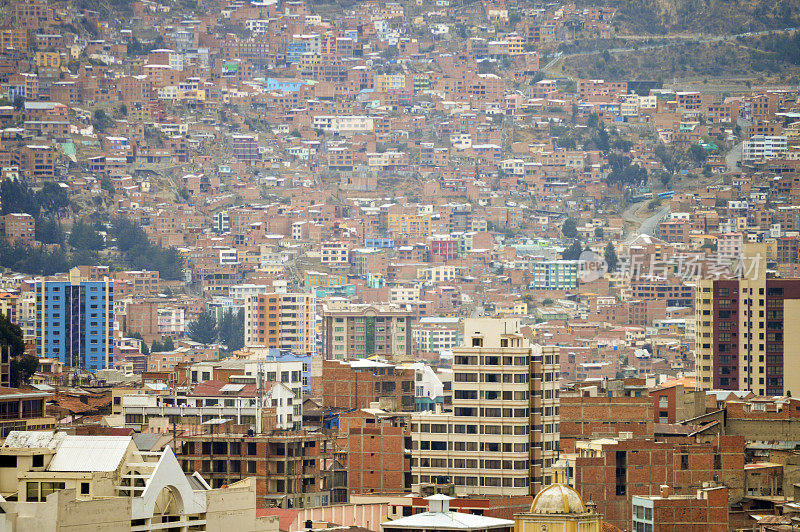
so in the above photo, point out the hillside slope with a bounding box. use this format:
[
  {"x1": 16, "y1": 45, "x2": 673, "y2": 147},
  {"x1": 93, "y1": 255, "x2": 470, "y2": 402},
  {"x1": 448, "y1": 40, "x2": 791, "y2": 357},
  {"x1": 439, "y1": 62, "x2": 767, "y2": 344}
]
[{"x1": 586, "y1": 0, "x2": 800, "y2": 35}]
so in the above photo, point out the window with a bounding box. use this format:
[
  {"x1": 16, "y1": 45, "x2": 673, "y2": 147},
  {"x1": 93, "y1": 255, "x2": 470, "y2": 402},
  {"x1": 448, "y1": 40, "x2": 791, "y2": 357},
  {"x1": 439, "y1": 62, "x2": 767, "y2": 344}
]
[
  {"x1": 81, "y1": 482, "x2": 90, "y2": 495},
  {"x1": 40, "y1": 482, "x2": 65, "y2": 498},
  {"x1": 27, "y1": 482, "x2": 39, "y2": 502}
]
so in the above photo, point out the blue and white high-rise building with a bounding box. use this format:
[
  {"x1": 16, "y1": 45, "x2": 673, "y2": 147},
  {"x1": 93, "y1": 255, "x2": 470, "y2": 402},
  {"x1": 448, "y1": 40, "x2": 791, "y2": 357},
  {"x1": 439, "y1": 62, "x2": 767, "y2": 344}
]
[{"x1": 35, "y1": 277, "x2": 114, "y2": 371}]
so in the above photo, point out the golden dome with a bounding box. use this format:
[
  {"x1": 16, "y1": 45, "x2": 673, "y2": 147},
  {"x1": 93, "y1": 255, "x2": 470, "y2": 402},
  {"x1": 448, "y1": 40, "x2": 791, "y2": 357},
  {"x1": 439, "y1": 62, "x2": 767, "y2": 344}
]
[{"x1": 530, "y1": 484, "x2": 586, "y2": 514}]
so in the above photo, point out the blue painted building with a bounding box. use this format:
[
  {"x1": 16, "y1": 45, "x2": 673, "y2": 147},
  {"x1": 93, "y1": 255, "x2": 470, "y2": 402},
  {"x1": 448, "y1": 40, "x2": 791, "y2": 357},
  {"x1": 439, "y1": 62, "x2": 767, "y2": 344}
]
[
  {"x1": 261, "y1": 349, "x2": 314, "y2": 394},
  {"x1": 285, "y1": 41, "x2": 307, "y2": 64},
  {"x1": 265, "y1": 78, "x2": 308, "y2": 92},
  {"x1": 315, "y1": 284, "x2": 357, "y2": 298},
  {"x1": 364, "y1": 237, "x2": 395, "y2": 249},
  {"x1": 35, "y1": 278, "x2": 114, "y2": 371}
]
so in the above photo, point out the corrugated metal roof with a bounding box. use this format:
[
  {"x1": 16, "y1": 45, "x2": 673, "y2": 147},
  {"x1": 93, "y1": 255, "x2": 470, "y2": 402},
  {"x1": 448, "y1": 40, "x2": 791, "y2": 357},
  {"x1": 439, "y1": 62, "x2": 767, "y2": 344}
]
[
  {"x1": 2, "y1": 431, "x2": 65, "y2": 450},
  {"x1": 47, "y1": 436, "x2": 131, "y2": 472},
  {"x1": 133, "y1": 433, "x2": 161, "y2": 451}
]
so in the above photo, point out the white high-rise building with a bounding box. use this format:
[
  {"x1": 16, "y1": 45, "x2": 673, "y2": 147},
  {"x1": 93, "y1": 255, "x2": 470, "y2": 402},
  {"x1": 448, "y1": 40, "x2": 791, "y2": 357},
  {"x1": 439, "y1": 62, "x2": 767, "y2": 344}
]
[{"x1": 410, "y1": 318, "x2": 560, "y2": 497}]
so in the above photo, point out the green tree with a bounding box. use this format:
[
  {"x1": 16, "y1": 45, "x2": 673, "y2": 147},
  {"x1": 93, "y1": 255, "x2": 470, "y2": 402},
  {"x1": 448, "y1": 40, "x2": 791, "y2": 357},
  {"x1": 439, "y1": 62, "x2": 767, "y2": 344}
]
[
  {"x1": 0, "y1": 241, "x2": 70, "y2": 275},
  {"x1": 10, "y1": 355, "x2": 39, "y2": 388},
  {"x1": 562, "y1": 240, "x2": 583, "y2": 260},
  {"x1": 130, "y1": 333, "x2": 149, "y2": 356},
  {"x1": 2, "y1": 314, "x2": 36, "y2": 388},
  {"x1": 689, "y1": 144, "x2": 708, "y2": 164},
  {"x1": 100, "y1": 177, "x2": 115, "y2": 195},
  {"x1": 612, "y1": 139, "x2": 633, "y2": 152},
  {"x1": 594, "y1": 226, "x2": 604, "y2": 238},
  {"x1": 151, "y1": 340, "x2": 164, "y2": 353},
  {"x1": 562, "y1": 218, "x2": 578, "y2": 239},
  {"x1": 0, "y1": 179, "x2": 39, "y2": 217},
  {"x1": 35, "y1": 218, "x2": 64, "y2": 244},
  {"x1": 218, "y1": 309, "x2": 244, "y2": 352},
  {"x1": 0, "y1": 314, "x2": 25, "y2": 360},
  {"x1": 109, "y1": 218, "x2": 183, "y2": 280},
  {"x1": 604, "y1": 242, "x2": 618, "y2": 273},
  {"x1": 163, "y1": 337, "x2": 175, "y2": 351},
  {"x1": 37, "y1": 181, "x2": 70, "y2": 214},
  {"x1": 593, "y1": 126, "x2": 610, "y2": 152},
  {"x1": 187, "y1": 311, "x2": 218, "y2": 345},
  {"x1": 68, "y1": 219, "x2": 104, "y2": 250},
  {"x1": 92, "y1": 109, "x2": 114, "y2": 133},
  {"x1": 656, "y1": 170, "x2": 672, "y2": 189}
]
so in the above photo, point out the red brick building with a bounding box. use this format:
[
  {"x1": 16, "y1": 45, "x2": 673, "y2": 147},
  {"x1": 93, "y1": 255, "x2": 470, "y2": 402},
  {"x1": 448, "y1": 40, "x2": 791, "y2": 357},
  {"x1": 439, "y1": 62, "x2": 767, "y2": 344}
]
[
  {"x1": 177, "y1": 429, "x2": 346, "y2": 508},
  {"x1": 559, "y1": 395, "x2": 653, "y2": 452},
  {"x1": 322, "y1": 359, "x2": 415, "y2": 412},
  {"x1": 632, "y1": 484, "x2": 728, "y2": 532},
  {"x1": 574, "y1": 436, "x2": 745, "y2": 531},
  {"x1": 1, "y1": 213, "x2": 35, "y2": 245},
  {"x1": 337, "y1": 409, "x2": 409, "y2": 495}
]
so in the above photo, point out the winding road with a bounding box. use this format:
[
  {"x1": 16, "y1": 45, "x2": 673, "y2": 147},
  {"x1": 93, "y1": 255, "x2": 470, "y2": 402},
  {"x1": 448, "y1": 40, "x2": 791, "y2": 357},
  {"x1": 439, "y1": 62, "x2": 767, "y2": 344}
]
[{"x1": 622, "y1": 202, "x2": 671, "y2": 242}]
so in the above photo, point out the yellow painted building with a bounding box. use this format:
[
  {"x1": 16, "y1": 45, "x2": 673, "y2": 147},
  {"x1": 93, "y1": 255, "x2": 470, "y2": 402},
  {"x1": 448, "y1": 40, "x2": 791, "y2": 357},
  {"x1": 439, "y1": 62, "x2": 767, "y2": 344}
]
[
  {"x1": 418, "y1": 265, "x2": 459, "y2": 282},
  {"x1": 35, "y1": 51, "x2": 62, "y2": 69},
  {"x1": 374, "y1": 73, "x2": 407, "y2": 92},
  {"x1": 299, "y1": 52, "x2": 321, "y2": 73},
  {"x1": 388, "y1": 213, "x2": 431, "y2": 238}
]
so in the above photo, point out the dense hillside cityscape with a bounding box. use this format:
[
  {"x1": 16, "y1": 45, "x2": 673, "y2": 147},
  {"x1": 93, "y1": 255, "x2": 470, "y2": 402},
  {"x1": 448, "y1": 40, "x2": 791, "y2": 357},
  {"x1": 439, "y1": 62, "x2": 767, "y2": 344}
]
[{"x1": 0, "y1": 0, "x2": 799, "y2": 529}]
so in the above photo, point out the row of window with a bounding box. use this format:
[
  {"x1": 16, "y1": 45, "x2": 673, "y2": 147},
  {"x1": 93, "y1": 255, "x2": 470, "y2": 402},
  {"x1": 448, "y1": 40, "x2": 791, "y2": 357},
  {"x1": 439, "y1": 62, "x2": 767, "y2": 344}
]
[
  {"x1": 412, "y1": 423, "x2": 531, "y2": 435},
  {"x1": 413, "y1": 475, "x2": 529, "y2": 488},
  {"x1": 453, "y1": 390, "x2": 530, "y2": 400},
  {"x1": 414, "y1": 441, "x2": 531, "y2": 453}
]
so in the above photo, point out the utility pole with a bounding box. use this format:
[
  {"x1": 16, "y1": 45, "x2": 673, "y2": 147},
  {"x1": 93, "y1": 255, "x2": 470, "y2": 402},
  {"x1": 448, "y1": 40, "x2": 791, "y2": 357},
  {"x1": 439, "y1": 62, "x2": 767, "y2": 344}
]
[{"x1": 256, "y1": 362, "x2": 263, "y2": 434}]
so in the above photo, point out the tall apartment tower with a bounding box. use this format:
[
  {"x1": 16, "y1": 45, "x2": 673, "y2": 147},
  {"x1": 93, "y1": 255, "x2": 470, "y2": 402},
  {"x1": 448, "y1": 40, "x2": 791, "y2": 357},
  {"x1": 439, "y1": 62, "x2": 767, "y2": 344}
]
[
  {"x1": 243, "y1": 292, "x2": 316, "y2": 355},
  {"x1": 321, "y1": 300, "x2": 413, "y2": 360},
  {"x1": 410, "y1": 318, "x2": 560, "y2": 497},
  {"x1": 35, "y1": 276, "x2": 114, "y2": 371},
  {"x1": 696, "y1": 244, "x2": 800, "y2": 395}
]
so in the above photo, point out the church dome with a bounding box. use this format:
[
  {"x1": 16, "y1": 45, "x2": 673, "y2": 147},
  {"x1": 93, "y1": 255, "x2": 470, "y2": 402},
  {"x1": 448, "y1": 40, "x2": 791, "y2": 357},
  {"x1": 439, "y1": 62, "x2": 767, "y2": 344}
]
[{"x1": 530, "y1": 484, "x2": 586, "y2": 514}]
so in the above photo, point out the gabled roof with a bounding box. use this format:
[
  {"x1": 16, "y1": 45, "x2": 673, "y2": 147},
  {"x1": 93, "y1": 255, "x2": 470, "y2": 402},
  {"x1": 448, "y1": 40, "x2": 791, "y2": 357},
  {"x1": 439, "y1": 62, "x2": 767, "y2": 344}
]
[{"x1": 382, "y1": 511, "x2": 512, "y2": 529}]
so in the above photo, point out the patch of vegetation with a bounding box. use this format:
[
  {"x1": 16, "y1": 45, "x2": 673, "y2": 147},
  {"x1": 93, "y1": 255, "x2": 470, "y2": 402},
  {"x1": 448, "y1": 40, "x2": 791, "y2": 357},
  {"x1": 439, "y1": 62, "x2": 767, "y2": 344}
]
[
  {"x1": 564, "y1": 39, "x2": 800, "y2": 81},
  {"x1": 110, "y1": 218, "x2": 184, "y2": 280},
  {"x1": 576, "y1": 0, "x2": 800, "y2": 35}
]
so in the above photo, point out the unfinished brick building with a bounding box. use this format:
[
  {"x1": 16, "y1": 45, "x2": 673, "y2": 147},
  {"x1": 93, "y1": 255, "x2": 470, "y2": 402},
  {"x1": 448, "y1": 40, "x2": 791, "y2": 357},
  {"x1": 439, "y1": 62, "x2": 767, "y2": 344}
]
[
  {"x1": 178, "y1": 429, "x2": 346, "y2": 508},
  {"x1": 574, "y1": 435, "x2": 745, "y2": 530},
  {"x1": 322, "y1": 359, "x2": 415, "y2": 411},
  {"x1": 337, "y1": 409, "x2": 410, "y2": 495},
  {"x1": 559, "y1": 394, "x2": 654, "y2": 452}
]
